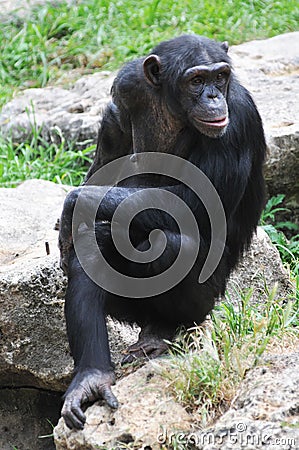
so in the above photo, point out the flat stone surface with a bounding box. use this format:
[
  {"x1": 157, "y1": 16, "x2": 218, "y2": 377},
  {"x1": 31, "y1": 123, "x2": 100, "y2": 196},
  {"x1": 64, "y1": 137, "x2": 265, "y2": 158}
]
[
  {"x1": 0, "y1": 179, "x2": 67, "y2": 266},
  {"x1": 54, "y1": 361, "x2": 192, "y2": 450}
]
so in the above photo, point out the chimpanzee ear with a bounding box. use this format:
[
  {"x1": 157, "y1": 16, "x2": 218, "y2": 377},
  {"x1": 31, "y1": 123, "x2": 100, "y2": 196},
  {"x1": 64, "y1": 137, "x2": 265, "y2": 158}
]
[
  {"x1": 143, "y1": 54, "x2": 161, "y2": 87},
  {"x1": 221, "y1": 41, "x2": 229, "y2": 53}
]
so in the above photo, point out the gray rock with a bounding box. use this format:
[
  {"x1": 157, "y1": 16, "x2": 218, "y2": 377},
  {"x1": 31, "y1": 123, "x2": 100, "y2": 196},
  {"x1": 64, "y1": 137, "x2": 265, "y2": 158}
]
[
  {"x1": 0, "y1": 72, "x2": 114, "y2": 148},
  {"x1": 0, "y1": 32, "x2": 298, "y2": 449},
  {"x1": 227, "y1": 227, "x2": 292, "y2": 302},
  {"x1": 0, "y1": 180, "x2": 291, "y2": 393},
  {"x1": 230, "y1": 33, "x2": 299, "y2": 222},
  {"x1": 195, "y1": 349, "x2": 299, "y2": 450},
  {"x1": 0, "y1": 0, "x2": 76, "y2": 19},
  {"x1": 0, "y1": 180, "x2": 69, "y2": 449},
  {"x1": 0, "y1": 0, "x2": 44, "y2": 16},
  {"x1": 0, "y1": 180, "x2": 70, "y2": 390},
  {"x1": 0, "y1": 179, "x2": 294, "y2": 449},
  {"x1": 52, "y1": 228, "x2": 294, "y2": 449},
  {"x1": 0, "y1": 180, "x2": 139, "y2": 392},
  {"x1": 54, "y1": 361, "x2": 192, "y2": 450}
]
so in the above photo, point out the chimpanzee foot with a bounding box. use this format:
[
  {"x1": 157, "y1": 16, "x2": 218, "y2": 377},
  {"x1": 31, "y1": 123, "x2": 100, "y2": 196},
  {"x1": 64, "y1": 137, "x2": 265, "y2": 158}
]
[
  {"x1": 121, "y1": 336, "x2": 169, "y2": 365},
  {"x1": 121, "y1": 324, "x2": 175, "y2": 365},
  {"x1": 61, "y1": 369, "x2": 118, "y2": 430}
]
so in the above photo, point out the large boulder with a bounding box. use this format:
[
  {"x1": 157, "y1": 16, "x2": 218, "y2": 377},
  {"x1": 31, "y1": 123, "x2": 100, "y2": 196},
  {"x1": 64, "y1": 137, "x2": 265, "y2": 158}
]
[
  {"x1": 0, "y1": 0, "x2": 41, "y2": 16},
  {"x1": 54, "y1": 361, "x2": 192, "y2": 450},
  {"x1": 54, "y1": 348, "x2": 299, "y2": 450},
  {"x1": 227, "y1": 227, "x2": 292, "y2": 301},
  {"x1": 0, "y1": 180, "x2": 139, "y2": 450},
  {"x1": 230, "y1": 33, "x2": 299, "y2": 223},
  {"x1": 0, "y1": 180, "x2": 70, "y2": 390},
  {"x1": 0, "y1": 181, "x2": 291, "y2": 394},
  {"x1": 0, "y1": 72, "x2": 114, "y2": 149}
]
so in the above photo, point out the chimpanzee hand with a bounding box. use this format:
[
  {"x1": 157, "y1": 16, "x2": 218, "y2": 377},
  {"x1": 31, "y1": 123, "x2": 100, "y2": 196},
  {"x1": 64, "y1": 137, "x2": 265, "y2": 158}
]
[{"x1": 61, "y1": 369, "x2": 118, "y2": 430}]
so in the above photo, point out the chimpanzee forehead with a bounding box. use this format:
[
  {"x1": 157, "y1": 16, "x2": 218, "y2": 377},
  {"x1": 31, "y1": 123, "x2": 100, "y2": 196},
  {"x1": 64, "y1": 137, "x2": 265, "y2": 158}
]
[
  {"x1": 183, "y1": 62, "x2": 231, "y2": 79},
  {"x1": 151, "y1": 35, "x2": 230, "y2": 74},
  {"x1": 183, "y1": 48, "x2": 218, "y2": 67},
  {"x1": 153, "y1": 35, "x2": 226, "y2": 57}
]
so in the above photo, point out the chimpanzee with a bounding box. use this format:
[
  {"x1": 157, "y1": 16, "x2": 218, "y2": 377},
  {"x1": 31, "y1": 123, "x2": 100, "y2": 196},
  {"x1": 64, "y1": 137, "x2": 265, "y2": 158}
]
[{"x1": 58, "y1": 34, "x2": 266, "y2": 429}]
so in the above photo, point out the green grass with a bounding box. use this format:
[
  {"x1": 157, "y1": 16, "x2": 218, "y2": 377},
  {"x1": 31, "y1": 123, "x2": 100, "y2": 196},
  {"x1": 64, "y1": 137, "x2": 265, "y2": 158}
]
[
  {"x1": 0, "y1": 0, "x2": 298, "y2": 106},
  {"x1": 165, "y1": 285, "x2": 299, "y2": 425},
  {"x1": 261, "y1": 194, "x2": 299, "y2": 277},
  {"x1": 0, "y1": 130, "x2": 94, "y2": 187}
]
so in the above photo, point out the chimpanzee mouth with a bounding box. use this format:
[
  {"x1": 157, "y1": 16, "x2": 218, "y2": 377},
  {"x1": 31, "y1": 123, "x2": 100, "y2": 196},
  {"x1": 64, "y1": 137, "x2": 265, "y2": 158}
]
[{"x1": 197, "y1": 116, "x2": 229, "y2": 128}]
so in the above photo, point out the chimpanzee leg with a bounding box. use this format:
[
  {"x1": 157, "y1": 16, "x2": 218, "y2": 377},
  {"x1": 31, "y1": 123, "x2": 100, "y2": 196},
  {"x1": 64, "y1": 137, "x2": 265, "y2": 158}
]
[
  {"x1": 120, "y1": 264, "x2": 218, "y2": 365},
  {"x1": 61, "y1": 247, "x2": 118, "y2": 430},
  {"x1": 118, "y1": 230, "x2": 205, "y2": 364},
  {"x1": 118, "y1": 228, "x2": 223, "y2": 365}
]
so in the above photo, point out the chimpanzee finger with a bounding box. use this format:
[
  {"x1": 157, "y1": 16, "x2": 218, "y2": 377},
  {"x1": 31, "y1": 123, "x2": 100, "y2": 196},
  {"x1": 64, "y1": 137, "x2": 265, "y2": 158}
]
[
  {"x1": 121, "y1": 351, "x2": 144, "y2": 365},
  {"x1": 121, "y1": 353, "x2": 134, "y2": 365},
  {"x1": 63, "y1": 410, "x2": 84, "y2": 430},
  {"x1": 62, "y1": 397, "x2": 86, "y2": 430},
  {"x1": 101, "y1": 384, "x2": 119, "y2": 409}
]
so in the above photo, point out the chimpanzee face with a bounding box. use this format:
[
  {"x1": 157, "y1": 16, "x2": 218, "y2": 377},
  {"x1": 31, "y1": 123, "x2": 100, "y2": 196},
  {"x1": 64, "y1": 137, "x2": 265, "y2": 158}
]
[
  {"x1": 143, "y1": 39, "x2": 231, "y2": 138},
  {"x1": 177, "y1": 62, "x2": 231, "y2": 138}
]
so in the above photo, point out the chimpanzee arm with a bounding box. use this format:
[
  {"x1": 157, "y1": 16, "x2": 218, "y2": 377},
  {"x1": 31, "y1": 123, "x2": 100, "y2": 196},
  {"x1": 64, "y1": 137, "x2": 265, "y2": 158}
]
[
  {"x1": 59, "y1": 185, "x2": 174, "y2": 273},
  {"x1": 58, "y1": 185, "x2": 139, "y2": 273},
  {"x1": 61, "y1": 248, "x2": 118, "y2": 430},
  {"x1": 85, "y1": 101, "x2": 132, "y2": 181}
]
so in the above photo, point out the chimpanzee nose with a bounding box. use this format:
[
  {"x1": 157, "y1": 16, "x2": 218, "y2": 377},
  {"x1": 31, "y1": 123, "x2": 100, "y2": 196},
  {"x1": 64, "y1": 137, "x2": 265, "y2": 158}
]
[{"x1": 207, "y1": 90, "x2": 218, "y2": 99}]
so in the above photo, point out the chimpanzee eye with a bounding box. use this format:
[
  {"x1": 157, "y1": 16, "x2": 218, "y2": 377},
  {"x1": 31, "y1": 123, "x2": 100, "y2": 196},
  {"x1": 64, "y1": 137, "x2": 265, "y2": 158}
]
[
  {"x1": 191, "y1": 76, "x2": 204, "y2": 85},
  {"x1": 216, "y1": 72, "x2": 225, "y2": 80}
]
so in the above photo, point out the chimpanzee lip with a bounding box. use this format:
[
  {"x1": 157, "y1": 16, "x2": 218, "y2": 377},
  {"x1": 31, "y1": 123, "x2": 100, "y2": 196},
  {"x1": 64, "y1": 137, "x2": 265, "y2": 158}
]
[{"x1": 196, "y1": 116, "x2": 229, "y2": 128}]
